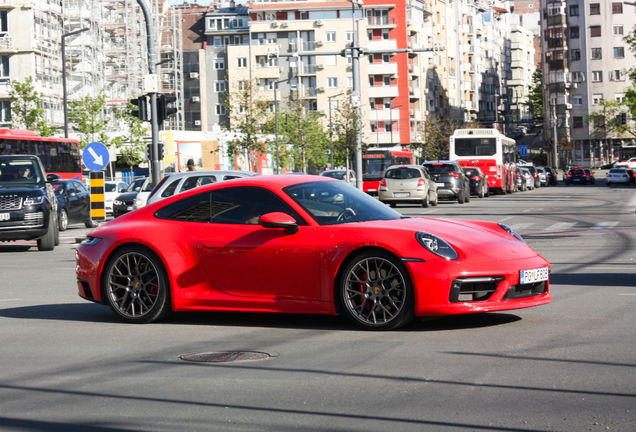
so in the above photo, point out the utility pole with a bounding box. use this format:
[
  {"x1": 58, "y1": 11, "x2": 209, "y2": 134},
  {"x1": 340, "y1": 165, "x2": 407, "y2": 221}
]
[{"x1": 552, "y1": 103, "x2": 559, "y2": 170}]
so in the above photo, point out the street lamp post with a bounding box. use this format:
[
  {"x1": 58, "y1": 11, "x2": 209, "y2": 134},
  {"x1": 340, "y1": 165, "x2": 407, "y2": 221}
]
[
  {"x1": 389, "y1": 104, "x2": 402, "y2": 146},
  {"x1": 62, "y1": 27, "x2": 89, "y2": 138},
  {"x1": 349, "y1": 0, "x2": 363, "y2": 190},
  {"x1": 328, "y1": 92, "x2": 344, "y2": 169},
  {"x1": 274, "y1": 78, "x2": 289, "y2": 174}
]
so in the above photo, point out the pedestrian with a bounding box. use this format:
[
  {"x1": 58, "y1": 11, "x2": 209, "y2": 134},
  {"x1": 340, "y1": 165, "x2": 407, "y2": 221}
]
[{"x1": 187, "y1": 159, "x2": 195, "y2": 171}]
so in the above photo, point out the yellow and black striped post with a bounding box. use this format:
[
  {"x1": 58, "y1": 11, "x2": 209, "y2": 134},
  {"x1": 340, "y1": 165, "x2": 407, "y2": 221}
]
[{"x1": 90, "y1": 171, "x2": 106, "y2": 221}]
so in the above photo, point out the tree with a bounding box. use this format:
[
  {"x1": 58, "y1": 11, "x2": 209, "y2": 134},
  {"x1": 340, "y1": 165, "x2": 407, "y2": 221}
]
[
  {"x1": 331, "y1": 94, "x2": 364, "y2": 169},
  {"x1": 586, "y1": 99, "x2": 635, "y2": 139},
  {"x1": 68, "y1": 92, "x2": 113, "y2": 149},
  {"x1": 8, "y1": 76, "x2": 56, "y2": 136},
  {"x1": 222, "y1": 79, "x2": 270, "y2": 172},
  {"x1": 113, "y1": 102, "x2": 149, "y2": 177},
  {"x1": 414, "y1": 117, "x2": 463, "y2": 161},
  {"x1": 524, "y1": 68, "x2": 544, "y2": 119}
]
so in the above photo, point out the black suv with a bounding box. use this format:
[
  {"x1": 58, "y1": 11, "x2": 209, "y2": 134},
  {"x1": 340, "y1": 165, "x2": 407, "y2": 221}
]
[
  {"x1": 0, "y1": 155, "x2": 59, "y2": 250},
  {"x1": 564, "y1": 166, "x2": 589, "y2": 185},
  {"x1": 422, "y1": 161, "x2": 471, "y2": 204}
]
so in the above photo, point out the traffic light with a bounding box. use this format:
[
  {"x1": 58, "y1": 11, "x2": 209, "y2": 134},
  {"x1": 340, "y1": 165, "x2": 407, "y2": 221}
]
[
  {"x1": 157, "y1": 93, "x2": 177, "y2": 124},
  {"x1": 145, "y1": 143, "x2": 152, "y2": 160},
  {"x1": 130, "y1": 96, "x2": 149, "y2": 121}
]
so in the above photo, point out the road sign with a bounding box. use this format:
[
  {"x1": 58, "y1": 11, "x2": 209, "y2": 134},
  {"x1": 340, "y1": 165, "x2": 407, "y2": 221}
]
[
  {"x1": 517, "y1": 145, "x2": 528, "y2": 157},
  {"x1": 83, "y1": 142, "x2": 110, "y2": 171}
]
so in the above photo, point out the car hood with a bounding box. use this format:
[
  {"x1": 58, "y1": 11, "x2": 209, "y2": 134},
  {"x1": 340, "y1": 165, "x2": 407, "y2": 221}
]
[
  {"x1": 355, "y1": 217, "x2": 538, "y2": 261},
  {"x1": 115, "y1": 192, "x2": 138, "y2": 200},
  {"x1": 0, "y1": 187, "x2": 46, "y2": 195}
]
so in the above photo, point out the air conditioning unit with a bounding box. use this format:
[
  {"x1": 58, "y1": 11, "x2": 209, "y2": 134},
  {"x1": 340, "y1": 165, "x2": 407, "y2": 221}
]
[
  {"x1": 318, "y1": 86, "x2": 326, "y2": 92},
  {"x1": 194, "y1": 120, "x2": 202, "y2": 126},
  {"x1": 192, "y1": 96, "x2": 200, "y2": 102},
  {"x1": 316, "y1": 64, "x2": 325, "y2": 70},
  {"x1": 190, "y1": 72, "x2": 199, "y2": 79},
  {"x1": 319, "y1": 110, "x2": 326, "y2": 115},
  {"x1": 281, "y1": 21, "x2": 289, "y2": 28},
  {"x1": 565, "y1": 103, "x2": 572, "y2": 109},
  {"x1": 161, "y1": 74, "x2": 170, "y2": 82},
  {"x1": 280, "y1": 67, "x2": 284, "y2": 73},
  {"x1": 571, "y1": 83, "x2": 578, "y2": 89},
  {"x1": 271, "y1": 21, "x2": 279, "y2": 27},
  {"x1": 316, "y1": 40, "x2": 324, "y2": 47},
  {"x1": 315, "y1": 19, "x2": 324, "y2": 26}
]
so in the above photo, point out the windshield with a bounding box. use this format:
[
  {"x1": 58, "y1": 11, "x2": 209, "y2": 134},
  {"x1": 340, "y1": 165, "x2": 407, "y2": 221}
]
[
  {"x1": 0, "y1": 159, "x2": 45, "y2": 188},
  {"x1": 141, "y1": 179, "x2": 154, "y2": 192},
  {"x1": 284, "y1": 180, "x2": 400, "y2": 225},
  {"x1": 321, "y1": 171, "x2": 346, "y2": 180},
  {"x1": 128, "y1": 178, "x2": 145, "y2": 192},
  {"x1": 385, "y1": 168, "x2": 421, "y2": 179},
  {"x1": 454, "y1": 138, "x2": 496, "y2": 157},
  {"x1": 424, "y1": 164, "x2": 457, "y2": 174}
]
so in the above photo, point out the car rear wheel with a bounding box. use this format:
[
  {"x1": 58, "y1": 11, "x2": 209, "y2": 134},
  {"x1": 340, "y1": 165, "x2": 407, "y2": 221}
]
[
  {"x1": 103, "y1": 246, "x2": 171, "y2": 323},
  {"x1": 85, "y1": 219, "x2": 99, "y2": 228},
  {"x1": 477, "y1": 185, "x2": 484, "y2": 198},
  {"x1": 431, "y1": 191, "x2": 438, "y2": 206},
  {"x1": 339, "y1": 251, "x2": 414, "y2": 331},
  {"x1": 422, "y1": 192, "x2": 429, "y2": 208},
  {"x1": 59, "y1": 209, "x2": 68, "y2": 232},
  {"x1": 457, "y1": 190, "x2": 465, "y2": 204},
  {"x1": 465, "y1": 189, "x2": 471, "y2": 203}
]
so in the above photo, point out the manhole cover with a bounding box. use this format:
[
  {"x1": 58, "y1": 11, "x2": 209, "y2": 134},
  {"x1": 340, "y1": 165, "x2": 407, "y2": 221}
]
[{"x1": 179, "y1": 351, "x2": 273, "y2": 363}]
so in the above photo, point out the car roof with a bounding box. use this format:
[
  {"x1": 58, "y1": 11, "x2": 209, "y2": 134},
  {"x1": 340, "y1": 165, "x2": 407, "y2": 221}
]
[
  {"x1": 386, "y1": 164, "x2": 423, "y2": 170},
  {"x1": 164, "y1": 170, "x2": 259, "y2": 180}
]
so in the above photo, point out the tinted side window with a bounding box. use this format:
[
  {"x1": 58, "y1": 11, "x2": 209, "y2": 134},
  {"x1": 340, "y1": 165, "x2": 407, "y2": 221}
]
[
  {"x1": 161, "y1": 178, "x2": 182, "y2": 198},
  {"x1": 182, "y1": 175, "x2": 217, "y2": 191},
  {"x1": 75, "y1": 181, "x2": 88, "y2": 193},
  {"x1": 155, "y1": 192, "x2": 212, "y2": 222},
  {"x1": 210, "y1": 187, "x2": 306, "y2": 225}
]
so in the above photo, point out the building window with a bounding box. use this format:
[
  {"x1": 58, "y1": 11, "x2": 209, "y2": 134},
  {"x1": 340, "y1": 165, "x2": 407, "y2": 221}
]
[
  {"x1": 347, "y1": 76, "x2": 353, "y2": 88},
  {"x1": 573, "y1": 96, "x2": 583, "y2": 106},
  {"x1": 237, "y1": 80, "x2": 247, "y2": 90},
  {"x1": 612, "y1": 2, "x2": 623, "y2": 14},
  {"x1": 346, "y1": 31, "x2": 354, "y2": 42},
  {"x1": 570, "y1": 27, "x2": 579, "y2": 39},
  {"x1": 326, "y1": 31, "x2": 335, "y2": 42},
  {"x1": 329, "y1": 99, "x2": 338, "y2": 111},
  {"x1": 592, "y1": 94, "x2": 604, "y2": 104},
  {"x1": 327, "y1": 77, "x2": 337, "y2": 88},
  {"x1": 0, "y1": 55, "x2": 9, "y2": 82},
  {"x1": 571, "y1": 49, "x2": 581, "y2": 61},
  {"x1": 237, "y1": 57, "x2": 247, "y2": 68},
  {"x1": 590, "y1": 26, "x2": 601, "y2": 37},
  {"x1": 214, "y1": 58, "x2": 225, "y2": 70},
  {"x1": 590, "y1": 3, "x2": 600, "y2": 15},
  {"x1": 614, "y1": 47, "x2": 625, "y2": 58},
  {"x1": 573, "y1": 117, "x2": 583, "y2": 128},
  {"x1": 591, "y1": 48, "x2": 602, "y2": 59},
  {"x1": 610, "y1": 70, "x2": 627, "y2": 81},
  {"x1": 266, "y1": 12, "x2": 276, "y2": 21},
  {"x1": 592, "y1": 71, "x2": 603, "y2": 82},
  {"x1": 216, "y1": 105, "x2": 226, "y2": 115},
  {"x1": 382, "y1": 54, "x2": 391, "y2": 63},
  {"x1": 620, "y1": 113, "x2": 628, "y2": 125},
  {"x1": 214, "y1": 82, "x2": 226, "y2": 92},
  {"x1": 613, "y1": 25, "x2": 624, "y2": 36},
  {"x1": 570, "y1": 5, "x2": 579, "y2": 16},
  {"x1": 616, "y1": 93, "x2": 626, "y2": 102},
  {"x1": 571, "y1": 72, "x2": 584, "y2": 82}
]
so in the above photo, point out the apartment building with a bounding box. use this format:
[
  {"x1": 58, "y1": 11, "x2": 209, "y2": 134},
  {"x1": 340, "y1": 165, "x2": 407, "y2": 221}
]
[
  {"x1": 509, "y1": 23, "x2": 536, "y2": 122},
  {"x1": 0, "y1": 0, "x2": 183, "y2": 134},
  {"x1": 540, "y1": 0, "x2": 636, "y2": 168}
]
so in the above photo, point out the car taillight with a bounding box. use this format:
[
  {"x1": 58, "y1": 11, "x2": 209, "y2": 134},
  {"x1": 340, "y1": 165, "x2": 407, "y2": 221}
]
[
  {"x1": 379, "y1": 179, "x2": 386, "y2": 187},
  {"x1": 471, "y1": 176, "x2": 481, "y2": 181},
  {"x1": 582, "y1": 174, "x2": 587, "y2": 177},
  {"x1": 449, "y1": 173, "x2": 461, "y2": 178},
  {"x1": 568, "y1": 174, "x2": 572, "y2": 177},
  {"x1": 533, "y1": 173, "x2": 538, "y2": 178},
  {"x1": 417, "y1": 179, "x2": 425, "y2": 187}
]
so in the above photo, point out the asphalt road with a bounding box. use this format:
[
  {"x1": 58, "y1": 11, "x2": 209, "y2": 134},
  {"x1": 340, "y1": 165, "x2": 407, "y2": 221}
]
[{"x1": 0, "y1": 178, "x2": 635, "y2": 432}]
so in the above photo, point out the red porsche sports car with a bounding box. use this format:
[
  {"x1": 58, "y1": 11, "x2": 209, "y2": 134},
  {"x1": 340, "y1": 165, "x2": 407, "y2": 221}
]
[{"x1": 76, "y1": 175, "x2": 551, "y2": 330}]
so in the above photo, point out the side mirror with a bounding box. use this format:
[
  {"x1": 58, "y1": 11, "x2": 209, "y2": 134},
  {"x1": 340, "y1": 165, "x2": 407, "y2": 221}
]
[
  {"x1": 260, "y1": 212, "x2": 299, "y2": 235},
  {"x1": 68, "y1": 191, "x2": 77, "y2": 198},
  {"x1": 46, "y1": 174, "x2": 59, "y2": 183},
  {"x1": 119, "y1": 188, "x2": 126, "y2": 193}
]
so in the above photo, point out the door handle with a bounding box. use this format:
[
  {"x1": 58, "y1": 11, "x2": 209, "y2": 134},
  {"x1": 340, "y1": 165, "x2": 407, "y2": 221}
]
[{"x1": 201, "y1": 243, "x2": 222, "y2": 250}]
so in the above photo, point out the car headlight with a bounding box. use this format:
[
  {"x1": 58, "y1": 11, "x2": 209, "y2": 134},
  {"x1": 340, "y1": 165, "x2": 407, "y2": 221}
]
[
  {"x1": 80, "y1": 236, "x2": 102, "y2": 246},
  {"x1": 134, "y1": 198, "x2": 143, "y2": 206},
  {"x1": 416, "y1": 232, "x2": 459, "y2": 260},
  {"x1": 113, "y1": 200, "x2": 122, "y2": 205},
  {"x1": 24, "y1": 196, "x2": 45, "y2": 205},
  {"x1": 498, "y1": 223, "x2": 524, "y2": 243}
]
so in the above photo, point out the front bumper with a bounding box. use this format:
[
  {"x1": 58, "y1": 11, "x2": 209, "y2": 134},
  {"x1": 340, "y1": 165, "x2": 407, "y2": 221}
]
[{"x1": 0, "y1": 207, "x2": 49, "y2": 242}]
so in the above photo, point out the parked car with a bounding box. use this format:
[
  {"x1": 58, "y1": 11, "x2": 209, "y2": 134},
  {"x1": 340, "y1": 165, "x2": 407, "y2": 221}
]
[
  {"x1": 104, "y1": 181, "x2": 128, "y2": 215},
  {"x1": 463, "y1": 167, "x2": 489, "y2": 198},
  {"x1": 145, "y1": 170, "x2": 259, "y2": 207},
  {"x1": 112, "y1": 177, "x2": 147, "y2": 217},
  {"x1": 378, "y1": 165, "x2": 438, "y2": 208},
  {"x1": 626, "y1": 169, "x2": 636, "y2": 185},
  {"x1": 422, "y1": 161, "x2": 471, "y2": 204},
  {"x1": 606, "y1": 168, "x2": 632, "y2": 186},
  {"x1": 564, "y1": 166, "x2": 590, "y2": 185},
  {"x1": 525, "y1": 165, "x2": 541, "y2": 189},
  {"x1": 535, "y1": 166, "x2": 549, "y2": 187},
  {"x1": 542, "y1": 166, "x2": 558, "y2": 186},
  {"x1": 520, "y1": 167, "x2": 535, "y2": 190},
  {"x1": 615, "y1": 157, "x2": 636, "y2": 169},
  {"x1": 515, "y1": 167, "x2": 526, "y2": 191},
  {"x1": 53, "y1": 179, "x2": 98, "y2": 230},
  {"x1": 0, "y1": 155, "x2": 59, "y2": 251},
  {"x1": 76, "y1": 175, "x2": 552, "y2": 329},
  {"x1": 132, "y1": 178, "x2": 155, "y2": 211},
  {"x1": 319, "y1": 169, "x2": 356, "y2": 186},
  {"x1": 583, "y1": 169, "x2": 596, "y2": 185}
]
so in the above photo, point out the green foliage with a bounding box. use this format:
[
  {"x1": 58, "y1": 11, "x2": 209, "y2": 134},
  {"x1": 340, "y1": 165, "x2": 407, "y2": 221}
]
[
  {"x1": 113, "y1": 102, "x2": 149, "y2": 169},
  {"x1": 413, "y1": 116, "x2": 464, "y2": 161},
  {"x1": 524, "y1": 68, "x2": 544, "y2": 118},
  {"x1": 586, "y1": 99, "x2": 635, "y2": 139},
  {"x1": 331, "y1": 94, "x2": 365, "y2": 168},
  {"x1": 68, "y1": 92, "x2": 113, "y2": 149},
  {"x1": 8, "y1": 77, "x2": 56, "y2": 137}
]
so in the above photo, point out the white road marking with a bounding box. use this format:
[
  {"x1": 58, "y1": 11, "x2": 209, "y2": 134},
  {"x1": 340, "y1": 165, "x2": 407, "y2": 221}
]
[
  {"x1": 591, "y1": 222, "x2": 619, "y2": 230},
  {"x1": 0, "y1": 298, "x2": 22, "y2": 302},
  {"x1": 510, "y1": 223, "x2": 535, "y2": 231},
  {"x1": 618, "y1": 294, "x2": 636, "y2": 296},
  {"x1": 545, "y1": 222, "x2": 578, "y2": 232}
]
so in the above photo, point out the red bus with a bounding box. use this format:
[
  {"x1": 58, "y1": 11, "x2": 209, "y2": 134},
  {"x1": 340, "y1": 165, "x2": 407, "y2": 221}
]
[
  {"x1": 362, "y1": 147, "x2": 413, "y2": 194},
  {"x1": 449, "y1": 129, "x2": 517, "y2": 194},
  {"x1": 0, "y1": 129, "x2": 82, "y2": 181}
]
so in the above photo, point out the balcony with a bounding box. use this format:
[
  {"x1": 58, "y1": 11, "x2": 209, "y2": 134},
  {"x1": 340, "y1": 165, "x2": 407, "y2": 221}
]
[
  {"x1": 547, "y1": 15, "x2": 567, "y2": 27},
  {"x1": 367, "y1": 62, "x2": 398, "y2": 76},
  {"x1": 370, "y1": 132, "x2": 399, "y2": 145},
  {"x1": 369, "y1": 85, "x2": 399, "y2": 98},
  {"x1": 461, "y1": 24, "x2": 474, "y2": 35},
  {"x1": 461, "y1": 62, "x2": 473, "y2": 72},
  {"x1": 462, "y1": 81, "x2": 474, "y2": 92},
  {"x1": 367, "y1": 15, "x2": 396, "y2": 28},
  {"x1": 367, "y1": 39, "x2": 397, "y2": 52},
  {"x1": 299, "y1": 64, "x2": 317, "y2": 75},
  {"x1": 372, "y1": 108, "x2": 402, "y2": 122}
]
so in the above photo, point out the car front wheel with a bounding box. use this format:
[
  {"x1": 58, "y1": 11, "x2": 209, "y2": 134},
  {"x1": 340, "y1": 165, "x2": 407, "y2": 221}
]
[
  {"x1": 339, "y1": 251, "x2": 414, "y2": 330},
  {"x1": 103, "y1": 246, "x2": 171, "y2": 323},
  {"x1": 59, "y1": 209, "x2": 68, "y2": 232}
]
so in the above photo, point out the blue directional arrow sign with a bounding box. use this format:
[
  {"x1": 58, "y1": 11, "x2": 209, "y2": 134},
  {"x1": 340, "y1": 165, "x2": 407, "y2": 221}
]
[
  {"x1": 517, "y1": 145, "x2": 528, "y2": 157},
  {"x1": 83, "y1": 142, "x2": 110, "y2": 171}
]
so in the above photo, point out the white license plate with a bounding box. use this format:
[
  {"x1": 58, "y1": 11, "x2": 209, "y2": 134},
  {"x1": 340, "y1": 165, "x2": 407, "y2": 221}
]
[
  {"x1": 0, "y1": 213, "x2": 10, "y2": 221},
  {"x1": 520, "y1": 267, "x2": 549, "y2": 284},
  {"x1": 394, "y1": 192, "x2": 410, "y2": 197},
  {"x1": 435, "y1": 182, "x2": 445, "y2": 187},
  {"x1": 367, "y1": 189, "x2": 377, "y2": 193},
  {"x1": 127, "y1": 206, "x2": 133, "y2": 211}
]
